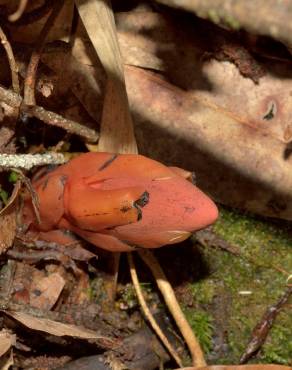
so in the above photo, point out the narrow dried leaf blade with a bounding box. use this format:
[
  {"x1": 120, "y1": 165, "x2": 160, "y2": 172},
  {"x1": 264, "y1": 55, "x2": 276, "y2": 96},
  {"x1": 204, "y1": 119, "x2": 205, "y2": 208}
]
[
  {"x1": 75, "y1": 0, "x2": 137, "y2": 154},
  {"x1": 3, "y1": 310, "x2": 113, "y2": 341}
]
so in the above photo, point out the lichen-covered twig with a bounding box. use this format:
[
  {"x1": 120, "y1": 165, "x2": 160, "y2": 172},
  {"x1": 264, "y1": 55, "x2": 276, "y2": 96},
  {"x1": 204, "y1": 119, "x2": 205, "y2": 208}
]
[
  {"x1": 31, "y1": 105, "x2": 99, "y2": 143},
  {"x1": 138, "y1": 249, "x2": 207, "y2": 367},
  {"x1": 24, "y1": 0, "x2": 65, "y2": 106},
  {"x1": 0, "y1": 27, "x2": 19, "y2": 93},
  {"x1": 0, "y1": 85, "x2": 99, "y2": 143},
  {"x1": 127, "y1": 252, "x2": 183, "y2": 368},
  {"x1": 0, "y1": 153, "x2": 66, "y2": 170}
]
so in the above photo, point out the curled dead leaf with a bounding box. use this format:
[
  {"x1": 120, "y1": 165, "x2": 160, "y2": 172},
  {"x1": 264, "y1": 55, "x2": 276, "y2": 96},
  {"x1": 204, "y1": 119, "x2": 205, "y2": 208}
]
[
  {"x1": 2, "y1": 310, "x2": 117, "y2": 349},
  {"x1": 0, "y1": 181, "x2": 20, "y2": 254},
  {"x1": 0, "y1": 329, "x2": 15, "y2": 357}
]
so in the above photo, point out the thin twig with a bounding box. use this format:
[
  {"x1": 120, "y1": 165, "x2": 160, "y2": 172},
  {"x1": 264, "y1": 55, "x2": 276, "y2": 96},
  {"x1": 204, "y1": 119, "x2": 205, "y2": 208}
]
[
  {"x1": 0, "y1": 85, "x2": 99, "y2": 143},
  {"x1": 31, "y1": 105, "x2": 99, "y2": 143},
  {"x1": 0, "y1": 153, "x2": 66, "y2": 170},
  {"x1": 240, "y1": 286, "x2": 292, "y2": 364},
  {"x1": 10, "y1": 168, "x2": 41, "y2": 225},
  {"x1": 0, "y1": 27, "x2": 19, "y2": 93},
  {"x1": 138, "y1": 249, "x2": 207, "y2": 367},
  {"x1": 8, "y1": 0, "x2": 28, "y2": 22},
  {"x1": 24, "y1": 0, "x2": 64, "y2": 106},
  {"x1": 127, "y1": 252, "x2": 183, "y2": 368}
]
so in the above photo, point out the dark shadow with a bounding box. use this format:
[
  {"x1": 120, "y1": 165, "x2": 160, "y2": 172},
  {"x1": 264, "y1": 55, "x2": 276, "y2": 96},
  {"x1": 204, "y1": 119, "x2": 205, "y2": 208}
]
[
  {"x1": 284, "y1": 142, "x2": 292, "y2": 160},
  {"x1": 155, "y1": 240, "x2": 211, "y2": 286}
]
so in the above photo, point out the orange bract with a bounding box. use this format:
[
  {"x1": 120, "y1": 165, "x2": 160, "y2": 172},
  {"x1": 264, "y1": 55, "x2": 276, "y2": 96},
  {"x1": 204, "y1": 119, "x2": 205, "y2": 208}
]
[{"x1": 23, "y1": 152, "x2": 218, "y2": 251}]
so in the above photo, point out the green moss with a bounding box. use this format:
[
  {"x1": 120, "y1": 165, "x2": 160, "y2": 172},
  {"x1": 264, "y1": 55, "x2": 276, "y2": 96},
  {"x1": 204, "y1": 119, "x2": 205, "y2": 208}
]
[
  {"x1": 8, "y1": 171, "x2": 19, "y2": 183},
  {"x1": 183, "y1": 308, "x2": 214, "y2": 354},
  {"x1": 190, "y1": 279, "x2": 216, "y2": 305},
  {"x1": 185, "y1": 207, "x2": 292, "y2": 364},
  {"x1": 223, "y1": 15, "x2": 241, "y2": 30},
  {"x1": 207, "y1": 9, "x2": 220, "y2": 24},
  {"x1": 205, "y1": 9, "x2": 240, "y2": 29},
  {"x1": 261, "y1": 317, "x2": 292, "y2": 365},
  {"x1": 0, "y1": 186, "x2": 8, "y2": 205},
  {"x1": 117, "y1": 282, "x2": 155, "y2": 311}
]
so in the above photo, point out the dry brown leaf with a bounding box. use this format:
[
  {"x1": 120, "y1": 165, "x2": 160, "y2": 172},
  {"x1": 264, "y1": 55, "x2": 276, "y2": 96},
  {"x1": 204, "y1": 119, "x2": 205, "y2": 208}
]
[
  {"x1": 75, "y1": 0, "x2": 137, "y2": 154},
  {"x1": 29, "y1": 272, "x2": 65, "y2": 310},
  {"x1": 0, "y1": 181, "x2": 20, "y2": 255},
  {"x1": 125, "y1": 65, "x2": 292, "y2": 220},
  {"x1": 12, "y1": 263, "x2": 40, "y2": 306},
  {"x1": 0, "y1": 330, "x2": 15, "y2": 357},
  {"x1": 116, "y1": 12, "x2": 292, "y2": 144},
  {"x1": 41, "y1": 12, "x2": 292, "y2": 219},
  {"x1": 3, "y1": 310, "x2": 114, "y2": 341}
]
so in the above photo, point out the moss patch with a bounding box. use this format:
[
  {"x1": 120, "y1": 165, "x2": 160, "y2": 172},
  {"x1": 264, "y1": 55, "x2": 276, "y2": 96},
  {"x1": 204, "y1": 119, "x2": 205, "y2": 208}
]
[
  {"x1": 183, "y1": 308, "x2": 214, "y2": 354},
  {"x1": 184, "y1": 207, "x2": 291, "y2": 365}
]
